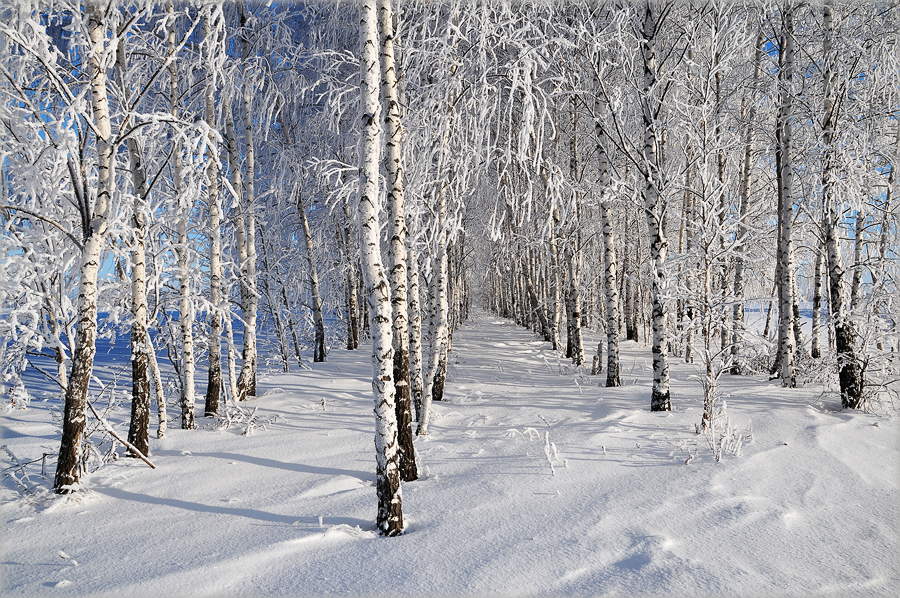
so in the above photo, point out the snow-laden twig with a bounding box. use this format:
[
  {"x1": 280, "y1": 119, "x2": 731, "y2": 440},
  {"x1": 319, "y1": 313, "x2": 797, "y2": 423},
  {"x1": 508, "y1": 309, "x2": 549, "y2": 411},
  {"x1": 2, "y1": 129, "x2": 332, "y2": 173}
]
[{"x1": 85, "y1": 400, "x2": 156, "y2": 469}]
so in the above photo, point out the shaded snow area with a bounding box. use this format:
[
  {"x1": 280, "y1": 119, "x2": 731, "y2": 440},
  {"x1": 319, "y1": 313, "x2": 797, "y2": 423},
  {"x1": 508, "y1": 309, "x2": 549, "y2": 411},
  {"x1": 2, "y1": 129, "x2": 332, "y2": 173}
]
[{"x1": 2, "y1": 310, "x2": 898, "y2": 597}]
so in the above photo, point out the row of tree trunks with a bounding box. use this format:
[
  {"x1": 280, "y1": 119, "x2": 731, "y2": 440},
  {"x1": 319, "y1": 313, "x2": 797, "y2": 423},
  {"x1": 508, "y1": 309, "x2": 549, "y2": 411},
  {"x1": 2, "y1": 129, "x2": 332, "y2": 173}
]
[{"x1": 379, "y1": 0, "x2": 417, "y2": 482}]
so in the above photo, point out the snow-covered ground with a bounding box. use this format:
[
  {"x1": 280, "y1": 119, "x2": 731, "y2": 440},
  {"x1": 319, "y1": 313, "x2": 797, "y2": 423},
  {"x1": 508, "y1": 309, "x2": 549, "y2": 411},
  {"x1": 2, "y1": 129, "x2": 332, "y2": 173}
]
[{"x1": 2, "y1": 310, "x2": 898, "y2": 596}]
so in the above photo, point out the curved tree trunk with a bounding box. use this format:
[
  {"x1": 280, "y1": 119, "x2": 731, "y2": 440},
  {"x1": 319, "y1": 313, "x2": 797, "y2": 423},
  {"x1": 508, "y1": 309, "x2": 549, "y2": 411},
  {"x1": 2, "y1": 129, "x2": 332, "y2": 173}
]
[
  {"x1": 296, "y1": 189, "x2": 327, "y2": 362},
  {"x1": 55, "y1": 0, "x2": 113, "y2": 493}
]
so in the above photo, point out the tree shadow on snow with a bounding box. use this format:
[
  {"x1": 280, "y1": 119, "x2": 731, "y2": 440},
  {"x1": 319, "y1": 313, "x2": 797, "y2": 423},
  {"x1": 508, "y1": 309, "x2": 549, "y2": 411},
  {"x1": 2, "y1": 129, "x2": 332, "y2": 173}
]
[{"x1": 151, "y1": 450, "x2": 372, "y2": 482}]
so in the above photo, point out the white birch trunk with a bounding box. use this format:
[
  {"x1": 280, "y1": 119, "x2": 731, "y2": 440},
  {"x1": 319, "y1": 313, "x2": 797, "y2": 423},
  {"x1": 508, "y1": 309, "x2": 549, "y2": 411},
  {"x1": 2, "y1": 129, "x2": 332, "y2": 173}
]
[
  {"x1": 147, "y1": 333, "x2": 167, "y2": 438},
  {"x1": 224, "y1": 105, "x2": 244, "y2": 404},
  {"x1": 55, "y1": 0, "x2": 113, "y2": 492},
  {"x1": 115, "y1": 35, "x2": 151, "y2": 455},
  {"x1": 407, "y1": 234, "x2": 425, "y2": 423},
  {"x1": 821, "y1": 0, "x2": 862, "y2": 407},
  {"x1": 549, "y1": 205, "x2": 562, "y2": 352},
  {"x1": 168, "y1": 0, "x2": 195, "y2": 428},
  {"x1": 236, "y1": 5, "x2": 258, "y2": 399},
  {"x1": 731, "y1": 29, "x2": 764, "y2": 372},
  {"x1": 595, "y1": 85, "x2": 621, "y2": 387},
  {"x1": 775, "y1": 1, "x2": 797, "y2": 388},
  {"x1": 567, "y1": 93, "x2": 584, "y2": 366},
  {"x1": 378, "y1": 0, "x2": 417, "y2": 482},
  {"x1": 297, "y1": 189, "x2": 326, "y2": 362},
  {"x1": 204, "y1": 6, "x2": 223, "y2": 416},
  {"x1": 360, "y1": 0, "x2": 403, "y2": 536},
  {"x1": 640, "y1": 0, "x2": 671, "y2": 411},
  {"x1": 341, "y1": 200, "x2": 360, "y2": 350}
]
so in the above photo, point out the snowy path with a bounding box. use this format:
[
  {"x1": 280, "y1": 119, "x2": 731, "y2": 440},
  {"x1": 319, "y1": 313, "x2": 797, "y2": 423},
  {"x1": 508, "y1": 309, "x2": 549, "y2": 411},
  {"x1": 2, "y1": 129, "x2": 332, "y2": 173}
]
[{"x1": 2, "y1": 310, "x2": 898, "y2": 596}]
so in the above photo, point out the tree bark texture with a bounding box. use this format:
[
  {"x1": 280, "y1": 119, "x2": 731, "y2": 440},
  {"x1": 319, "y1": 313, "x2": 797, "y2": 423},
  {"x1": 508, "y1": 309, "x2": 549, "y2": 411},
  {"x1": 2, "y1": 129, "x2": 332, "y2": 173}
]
[
  {"x1": 237, "y1": 4, "x2": 258, "y2": 399},
  {"x1": 822, "y1": 0, "x2": 862, "y2": 407},
  {"x1": 775, "y1": 2, "x2": 797, "y2": 388},
  {"x1": 639, "y1": 0, "x2": 671, "y2": 411},
  {"x1": 360, "y1": 0, "x2": 403, "y2": 536},
  {"x1": 379, "y1": 0, "x2": 417, "y2": 482},
  {"x1": 204, "y1": 7, "x2": 223, "y2": 416},
  {"x1": 115, "y1": 34, "x2": 151, "y2": 455},
  {"x1": 168, "y1": 0, "x2": 196, "y2": 428},
  {"x1": 55, "y1": 0, "x2": 113, "y2": 493}
]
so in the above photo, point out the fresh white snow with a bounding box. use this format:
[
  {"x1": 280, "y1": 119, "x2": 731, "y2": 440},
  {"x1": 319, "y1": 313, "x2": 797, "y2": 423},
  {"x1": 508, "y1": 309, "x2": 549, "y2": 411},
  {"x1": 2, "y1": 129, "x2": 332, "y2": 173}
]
[{"x1": 2, "y1": 310, "x2": 898, "y2": 596}]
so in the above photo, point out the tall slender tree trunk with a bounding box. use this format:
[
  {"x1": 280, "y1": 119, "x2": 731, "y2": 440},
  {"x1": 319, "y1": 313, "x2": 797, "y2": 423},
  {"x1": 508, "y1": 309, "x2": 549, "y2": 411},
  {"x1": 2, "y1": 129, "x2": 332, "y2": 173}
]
[
  {"x1": 260, "y1": 233, "x2": 290, "y2": 372},
  {"x1": 775, "y1": 1, "x2": 797, "y2": 388},
  {"x1": 418, "y1": 110, "x2": 455, "y2": 436},
  {"x1": 147, "y1": 334, "x2": 167, "y2": 438},
  {"x1": 595, "y1": 77, "x2": 620, "y2": 387},
  {"x1": 566, "y1": 94, "x2": 584, "y2": 366},
  {"x1": 223, "y1": 107, "x2": 243, "y2": 405},
  {"x1": 379, "y1": 0, "x2": 416, "y2": 481},
  {"x1": 640, "y1": 0, "x2": 671, "y2": 411},
  {"x1": 341, "y1": 200, "x2": 360, "y2": 350},
  {"x1": 731, "y1": 30, "x2": 764, "y2": 373},
  {"x1": 821, "y1": 0, "x2": 861, "y2": 407},
  {"x1": 204, "y1": 7, "x2": 223, "y2": 416},
  {"x1": 359, "y1": 0, "x2": 402, "y2": 536},
  {"x1": 55, "y1": 0, "x2": 113, "y2": 493},
  {"x1": 115, "y1": 35, "x2": 151, "y2": 455},
  {"x1": 280, "y1": 103, "x2": 325, "y2": 363},
  {"x1": 549, "y1": 202, "x2": 562, "y2": 352},
  {"x1": 166, "y1": 0, "x2": 196, "y2": 428},
  {"x1": 812, "y1": 248, "x2": 823, "y2": 359},
  {"x1": 407, "y1": 233, "x2": 425, "y2": 423},
  {"x1": 236, "y1": 4, "x2": 258, "y2": 400},
  {"x1": 296, "y1": 189, "x2": 326, "y2": 362}
]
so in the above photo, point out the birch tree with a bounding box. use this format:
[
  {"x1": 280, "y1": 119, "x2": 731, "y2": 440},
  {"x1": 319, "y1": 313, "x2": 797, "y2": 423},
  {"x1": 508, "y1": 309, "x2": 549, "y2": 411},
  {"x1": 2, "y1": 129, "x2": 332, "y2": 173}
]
[
  {"x1": 360, "y1": 0, "x2": 403, "y2": 536},
  {"x1": 637, "y1": 0, "x2": 672, "y2": 411},
  {"x1": 820, "y1": 0, "x2": 862, "y2": 407},
  {"x1": 204, "y1": 4, "x2": 224, "y2": 416},
  {"x1": 775, "y1": 2, "x2": 797, "y2": 388},
  {"x1": 379, "y1": 0, "x2": 417, "y2": 481},
  {"x1": 54, "y1": 0, "x2": 116, "y2": 492}
]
